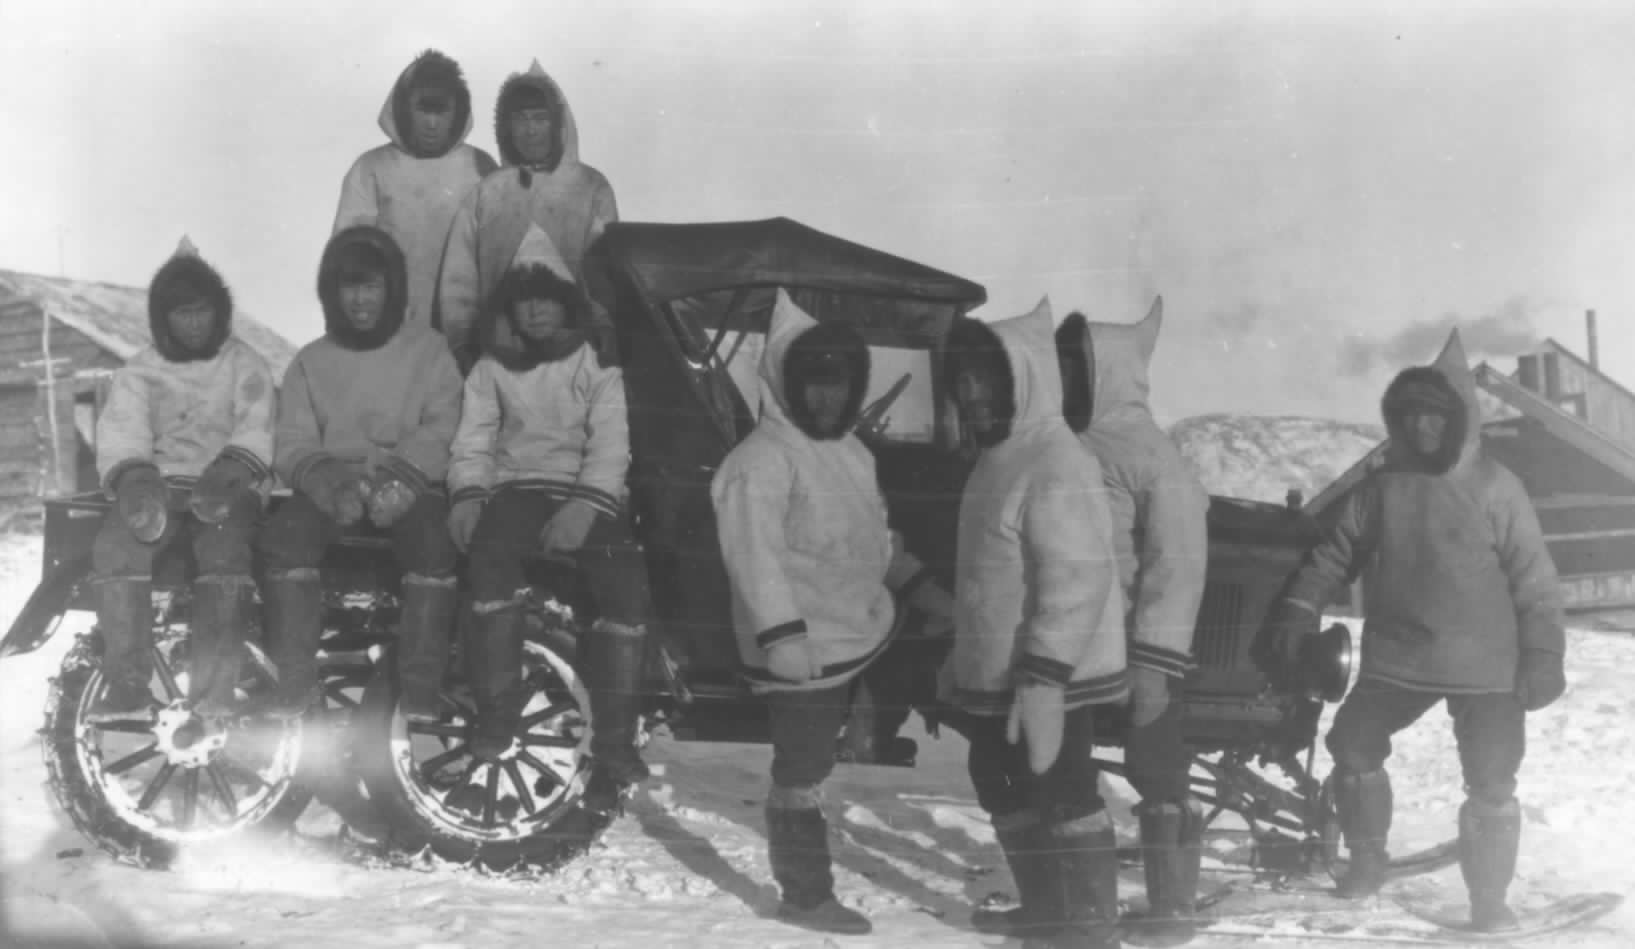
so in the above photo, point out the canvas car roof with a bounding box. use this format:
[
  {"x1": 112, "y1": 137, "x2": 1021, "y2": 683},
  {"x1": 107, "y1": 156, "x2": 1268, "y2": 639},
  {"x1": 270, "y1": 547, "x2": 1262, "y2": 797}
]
[{"x1": 596, "y1": 217, "x2": 988, "y2": 308}]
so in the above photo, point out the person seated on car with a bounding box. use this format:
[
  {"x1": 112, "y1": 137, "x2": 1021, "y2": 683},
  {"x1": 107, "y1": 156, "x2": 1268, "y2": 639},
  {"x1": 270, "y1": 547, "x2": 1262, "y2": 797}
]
[
  {"x1": 943, "y1": 298, "x2": 1128, "y2": 949},
  {"x1": 437, "y1": 59, "x2": 619, "y2": 375},
  {"x1": 709, "y1": 289, "x2": 950, "y2": 938},
  {"x1": 1054, "y1": 300, "x2": 1210, "y2": 948},
  {"x1": 1263, "y1": 332, "x2": 1565, "y2": 933},
  {"x1": 88, "y1": 237, "x2": 277, "y2": 723},
  {"x1": 256, "y1": 221, "x2": 463, "y2": 720},
  {"x1": 446, "y1": 222, "x2": 651, "y2": 817}
]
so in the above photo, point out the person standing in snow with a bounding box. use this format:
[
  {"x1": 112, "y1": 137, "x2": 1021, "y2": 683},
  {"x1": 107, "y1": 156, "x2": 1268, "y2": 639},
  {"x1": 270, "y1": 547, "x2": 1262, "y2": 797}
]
[
  {"x1": 943, "y1": 299, "x2": 1128, "y2": 949},
  {"x1": 89, "y1": 237, "x2": 277, "y2": 722},
  {"x1": 446, "y1": 223, "x2": 654, "y2": 816},
  {"x1": 1263, "y1": 332, "x2": 1566, "y2": 933},
  {"x1": 333, "y1": 50, "x2": 497, "y2": 352},
  {"x1": 711, "y1": 290, "x2": 945, "y2": 937},
  {"x1": 257, "y1": 222, "x2": 464, "y2": 720},
  {"x1": 1051, "y1": 299, "x2": 1209, "y2": 948},
  {"x1": 437, "y1": 60, "x2": 620, "y2": 375}
]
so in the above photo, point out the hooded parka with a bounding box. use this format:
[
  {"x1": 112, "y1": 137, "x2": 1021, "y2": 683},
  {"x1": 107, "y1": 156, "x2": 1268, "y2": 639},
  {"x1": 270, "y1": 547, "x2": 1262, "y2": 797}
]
[
  {"x1": 1055, "y1": 298, "x2": 1208, "y2": 680},
  {"x1": 1284, "y1": 332, "x2": 1565, "y2": 693},
  {"x1": 946, "y1": 298, "x2": 1128, "y2": 716},
  {"x1": 437, "y1": 61, "x2": 618, "y2": 366},
  {"x1": 96, "y1": 238, "x2": 276, "y2": 497},
  {"x1": 333, "y1": 50, "x2": 498, "y2": 342}
]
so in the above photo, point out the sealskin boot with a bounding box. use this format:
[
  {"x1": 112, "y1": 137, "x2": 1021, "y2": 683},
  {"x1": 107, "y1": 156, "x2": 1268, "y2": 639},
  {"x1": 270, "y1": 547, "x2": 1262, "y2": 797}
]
[
  {"x1": 397, "y1": 574, "x2": 459, "y2": 724},
  {"x1": 582, "y1": 620, "x2": 652, "y2": 814},
  {"x1": 1459, "y1": 798, "x2": 1522, "y2": 933},
  {"x1": 464, "y1": 601, "x2": 526, "y2": 762},
  {"x1": 189, "y1": 575, "x2": 253, "y2": 718},
  {"x1": 766, "y1": 795, "x2": 871, "y2": 936},
  {"x1": 1122, "y1": 800, "x2": 1204, "y2": 947},
  {"x1": 262, "y1": 568, "x2": 324, "y2": 720},
  {"x1": 87, "y1": 576, "x2": 157, "y2": 724},
  {"x1": 971, "y1": 809, "x2": 1050, "y2": 937},
  {"x1": 1334, "y1": 769, "x2": 1393, "y2": 900},
  {"x1": 1028, "y1": 811, "x2": 1122, "y2": 949}
]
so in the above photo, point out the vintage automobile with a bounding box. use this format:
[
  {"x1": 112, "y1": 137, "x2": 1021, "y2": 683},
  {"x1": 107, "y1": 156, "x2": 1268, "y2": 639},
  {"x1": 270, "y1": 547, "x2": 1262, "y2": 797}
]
[{"x1": 1, "y1": 217, "x2": 1440, "y2": 882}]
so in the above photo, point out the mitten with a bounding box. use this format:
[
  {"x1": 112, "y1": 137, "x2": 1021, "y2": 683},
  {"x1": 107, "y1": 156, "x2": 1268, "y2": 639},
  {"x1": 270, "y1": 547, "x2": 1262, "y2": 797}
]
[
  {"x1": 1006, "y1": 682, "x2": 1066, "y2": 775},
  {"x1": 539, "y1": 499, "x2": 598, "y2": 556},
  {"x1": 765, "y1": 638, "x2": 824, "y2": 683},
  {"x1": 447, "y1": 497, "x2": 484, "y2": 552},
  {"x1": 189, "y1": 455, "x2": 256, "y2": 524},
  {"x1": 1129, "y1": 666, "x2": 1171, "y2": 728},
  {"x1": 1256, "y1": 598, "x2": 1317, "y2": 681},
  {"x1": 367, "y1": 478, "x2": 417, "y2": 528},
  {"x1": 114, "y1": 464, "x2": 170, "y2": 544},
  {"x1": 300, "y1": 458, "x2": 371, "y2": 527},
  {"x1": 1514, "y1": 648, "x2": 1565, "y2": 712}
]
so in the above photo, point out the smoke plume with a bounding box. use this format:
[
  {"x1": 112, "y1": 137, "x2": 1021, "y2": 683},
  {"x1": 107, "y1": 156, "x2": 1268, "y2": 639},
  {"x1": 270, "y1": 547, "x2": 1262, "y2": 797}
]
[{"x1": 1338, "y1": 295, "x2": 1542, "y2": 377}]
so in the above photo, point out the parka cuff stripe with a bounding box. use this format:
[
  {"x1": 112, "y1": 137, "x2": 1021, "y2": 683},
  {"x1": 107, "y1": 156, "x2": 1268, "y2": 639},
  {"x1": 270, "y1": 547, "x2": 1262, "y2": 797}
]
[
  {"x1": 755, "y1": 620, "x2": 808, "y2": 650},
  {"x1": 450, "y1": 485, "x2": 491, "y2": 506},
  {"x1": 1017, "y1": 654, "x2": 1075, "y2": 687},
  {"x1": 102, "y1": 458, "x2": 159, "y2": 498},
  {"x1": 1130, "y1": 644, "x2": 1195, "y2": 678},
  {"x1": 218, "y1": 445, "x2": 272, "y2": 482},
  {"x1": 380, "y1": 453, "x2": 433, "y2": 496},
  {"x1": 288, "y1": 452, "x2": 336, "y2": 493},
  {"x1": 567, "y1": 483, "x2": 623, "y2": 518},
  {"x1": 1064, "y1": 671, "x2": 1130, "y2": 705}
]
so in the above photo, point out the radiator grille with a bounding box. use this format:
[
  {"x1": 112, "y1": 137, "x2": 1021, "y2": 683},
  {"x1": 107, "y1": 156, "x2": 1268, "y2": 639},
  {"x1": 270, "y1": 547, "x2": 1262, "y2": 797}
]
[{"x1": 1194, "y1": 582, "x2": 1246, "y2": 670}]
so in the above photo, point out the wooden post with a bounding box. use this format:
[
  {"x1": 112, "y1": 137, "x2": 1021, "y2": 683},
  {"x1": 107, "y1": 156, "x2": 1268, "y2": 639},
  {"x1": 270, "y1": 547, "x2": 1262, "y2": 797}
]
[{"x1": 21, "y1": 312, "x2": 73, "y2": 497}]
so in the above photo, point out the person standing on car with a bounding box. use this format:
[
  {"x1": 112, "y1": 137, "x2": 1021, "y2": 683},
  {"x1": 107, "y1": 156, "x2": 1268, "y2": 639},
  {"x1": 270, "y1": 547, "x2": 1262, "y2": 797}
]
[
  {"x1": 445, "y1": 222, "x2": 654, "y2": 817},
  {"x1": 257, "y1": 221, "x2": 464, "y2": 721},
  {"x1": 944, "y1": 298, "x2": 1128, "y2": 949},
  {"x1": 711, "y1": 289, "x2": 944, "y2": 937},
  {"x1": 1053, "y1": 300, "x2": 1209, "y2": 947},
  {"x1": 333, "y1": 49, "x2": 497, "y2": 352},
  {"x1": 1263, "y1": 332, "x2": 1566, "y2": 933},
  {"x1": 89, "y1": 237, "x2": 277, "y2": 723},
  {"x1": 437, "y1": 59, "x2": 619, "y2": 375}
]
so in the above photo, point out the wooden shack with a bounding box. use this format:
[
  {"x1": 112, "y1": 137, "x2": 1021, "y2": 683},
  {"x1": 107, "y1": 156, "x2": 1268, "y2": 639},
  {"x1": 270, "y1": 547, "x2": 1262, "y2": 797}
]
[{"x1": 0, "y1": 268, "x2": 295, "y2": 505}]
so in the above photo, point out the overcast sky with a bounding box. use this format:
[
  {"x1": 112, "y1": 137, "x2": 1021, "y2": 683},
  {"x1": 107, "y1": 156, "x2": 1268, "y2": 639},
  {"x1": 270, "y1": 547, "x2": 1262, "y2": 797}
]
[{"x1": 2, "y1": 0, "x2": 1632, "y2": 425}]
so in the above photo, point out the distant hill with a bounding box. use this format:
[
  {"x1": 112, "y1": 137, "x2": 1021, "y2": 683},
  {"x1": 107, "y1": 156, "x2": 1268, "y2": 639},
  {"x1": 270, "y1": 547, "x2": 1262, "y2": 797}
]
[{"x1": 1169, "y1": 414, "x2": 1384, "y2": 505}]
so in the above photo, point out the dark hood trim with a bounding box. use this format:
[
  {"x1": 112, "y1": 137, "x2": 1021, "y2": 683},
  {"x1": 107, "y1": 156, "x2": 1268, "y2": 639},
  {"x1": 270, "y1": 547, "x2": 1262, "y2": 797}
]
[
  {"x1": 493, "y1": 71, "x2": 565, "y2": 172},
  {"x1": 480, "y1": 263, "x2": 589, "y2": 372},
  {"x1": 391, "y1": 49, "x2": 472, "y2": 160},
  {"x1": 944, "y1": 317, "x2": 1017, "y2": 447},
  {"x1": 148, "y1": 253, "x2": 232, "y2": 363},
  {"x1": 782, "y1": 321, "x2": 871, "y2": 441},
  {"x1": 317, "y1": 225, "x2": 408, "y2": 352},
  {"x1": 1054, "y1": 311, "x2": 1095, "y2": 435},
  {"x1": 1381, "y1": 365, "x2": 1468, "y2": 475}
]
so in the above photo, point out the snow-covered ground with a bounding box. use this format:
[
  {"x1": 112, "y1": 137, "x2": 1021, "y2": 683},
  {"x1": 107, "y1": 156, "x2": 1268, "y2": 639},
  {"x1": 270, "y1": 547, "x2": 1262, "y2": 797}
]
[{"x1": 2, "y1": 530, "x2": 1631, "y2": 949}]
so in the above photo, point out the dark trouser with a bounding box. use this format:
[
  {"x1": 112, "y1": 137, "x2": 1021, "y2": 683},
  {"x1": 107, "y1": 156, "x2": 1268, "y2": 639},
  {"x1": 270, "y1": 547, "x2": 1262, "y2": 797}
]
[
  {"x1": 958, "y1": 705, "x2": 1106, "y2": 824},
  {"x1": 764, "y1": 683, "x2": 855, "y2": 909},
  {"x1": 92, "y1": 489, "x2": 259, "y2": 701},
  {"x1": 1124, "y1": 677, "x2": 1192, "y2": 806},
  {"x1": 465, "y1": 486, "x2": 651, "y2": 624},
  {"x1": 257, "y1": 490, "x2": 457, "y2": 578},
  {"x1": 1326, "y1": 677, "x2": 1525, "y2": 806}
]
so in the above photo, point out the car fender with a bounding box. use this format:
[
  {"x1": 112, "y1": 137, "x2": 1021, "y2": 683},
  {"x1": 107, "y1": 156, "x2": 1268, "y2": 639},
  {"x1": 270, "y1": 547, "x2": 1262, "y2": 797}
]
[{"x1": 0, "y1": 555, "x2": 92, "y2": 658}]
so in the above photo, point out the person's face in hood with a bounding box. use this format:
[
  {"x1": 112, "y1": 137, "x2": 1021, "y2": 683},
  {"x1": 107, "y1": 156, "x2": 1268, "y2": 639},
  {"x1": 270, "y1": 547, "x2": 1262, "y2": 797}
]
[
  {"x1": 407, "y1": 86, "x2": 457, "y2": 156},
  {"x1": 802, "y1": 378, "x2": 854, "y2": 439},
  {"x1": 954, "y1": 364, "x2": 1008, "y2": 448},
  {"x1": 509, "y1": 108, "x2": 556, "y2": 165},
  {"x1": 1404, "y1": 410, "x2": 1448, "y2": 457},
  {"x1": 512, "y1": 297, "x2": 570, "y2": 345},
  {"x1": 338, "y1": 269, "x2": 388, "y2": 334},
  {"x1": 165, "y1": 299, "x2": 218, "y2": 355}
]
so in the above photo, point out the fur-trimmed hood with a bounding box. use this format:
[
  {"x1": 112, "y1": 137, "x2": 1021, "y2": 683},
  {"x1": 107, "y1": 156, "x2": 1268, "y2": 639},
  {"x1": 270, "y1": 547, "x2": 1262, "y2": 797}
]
[
  {"x1": 945, "y1": 297, "x2": 1061, "y2": 447},
  {"x1": 492, "y1": 60, "x2": 583, "y2": 173},
  {"x1": 148, "y1": 237, "x2": 233, "y2": 363},
  {"x1": 479, "y1": 222, "x2": 589, "y2": 371},
  {"x1": 1380, "y1": 330, "x2": 1480, "y2": 476},
  {"x1": 380, "y1": 49, "x2": 475, "y2": 159},
  {"x1": 1055, "y1": 296, "x2": 1163, "y2": 434},
  {"x1": 317, "y1": 223, "x2": 409, "y2": 351},
  {"x1": 758, "y1": 290, "x2": 871, "y2": 441}
]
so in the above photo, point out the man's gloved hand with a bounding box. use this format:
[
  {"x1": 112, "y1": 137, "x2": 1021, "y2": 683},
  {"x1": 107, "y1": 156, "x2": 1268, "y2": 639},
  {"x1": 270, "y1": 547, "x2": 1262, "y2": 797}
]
[
  {"x1": 765, "y1": 637, "x2": 824, "y2": 683},
  {"x1": 367, "y1": 478, "x2": 417, "y2": 528},
  {"x1": 115, "y1": 464, "x2": 170, "y2": 544},
  {"x1": 189, "y1": 455, "x2": 256, "y2": 524},
  {"x1": 1514, "y1": 648, "x2": 1566, "y2": 712},
  {"x1": 1129, "y1": 666, "x2": 1171, "y2": 728},
  {"x1": 447, "y1": 496, "x2": 485, "y2": 553},
  {"x1": 539, "y1": 499, "x2": 598, "y2": 557},
  {"x1": 300, "y1": 458, "x2": 372, "y2": 527},
  {"x1": 1006, "y1": 681, "x2": 1066, "y2": 775},
  {"x1": 1256, "y1": 598, "x2": 1318, "y2": 683}
]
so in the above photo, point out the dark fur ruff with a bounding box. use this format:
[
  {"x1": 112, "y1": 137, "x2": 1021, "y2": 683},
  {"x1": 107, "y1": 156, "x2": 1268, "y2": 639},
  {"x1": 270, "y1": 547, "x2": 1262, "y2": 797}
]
[
  {"x1": 481, "y1": 264, "x2": 589, "y2": 371},
  {"x1": 148, "y1": 253, "x2": 233, "y2": 363},
  {"x1": 782, "y1": 321, "x2": 871, "y2": 441},
  {"x1": 1054, "y1": 311, "x2": 1095, "y2": 434},
  {"x1": 1381, "y1": 365, "x2": 1468, "y2": 475},
  {"x1": 943, "y1": 317, "x2": 1017, "y2": 447},
  {"x1": 317, "y1": 225, "x2": 408, "y2": 352},
  {"x1": 493, "y1": 72, "x2": 565, "y2": 175},
  {"x1": 392, "y1": 49, "x2": 471, "y2": 159}
]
